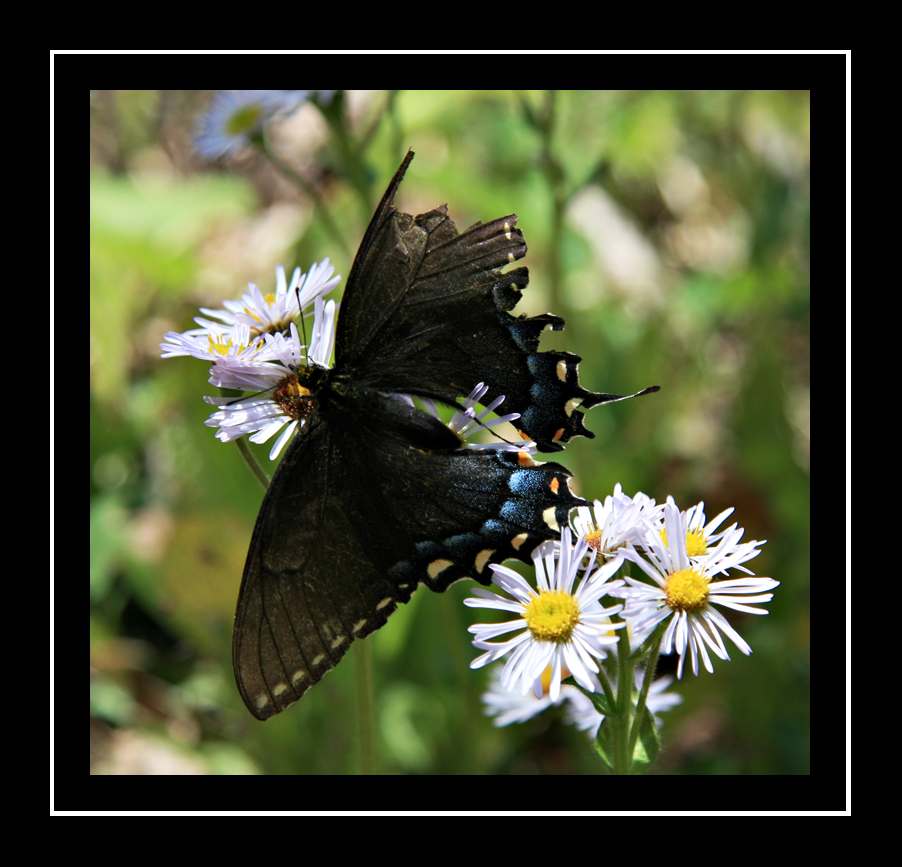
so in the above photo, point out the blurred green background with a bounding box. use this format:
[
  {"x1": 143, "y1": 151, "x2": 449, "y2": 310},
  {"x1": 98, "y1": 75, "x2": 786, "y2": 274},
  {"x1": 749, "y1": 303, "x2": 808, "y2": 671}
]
[{"x1": 90, "y1": 90, "x2": 810, "y2": 776}]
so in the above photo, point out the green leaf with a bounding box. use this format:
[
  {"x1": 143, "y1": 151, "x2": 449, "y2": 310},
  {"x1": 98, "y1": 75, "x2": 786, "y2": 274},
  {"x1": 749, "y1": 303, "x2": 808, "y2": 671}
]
[{"x1": 628, "y1": 706, "x2": 661, "y2": 775}]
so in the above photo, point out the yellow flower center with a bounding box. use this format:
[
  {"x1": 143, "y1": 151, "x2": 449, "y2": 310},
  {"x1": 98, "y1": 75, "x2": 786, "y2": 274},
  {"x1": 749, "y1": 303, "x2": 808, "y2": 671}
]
[
  {"x1": 685, "y1": 528, "x2": 708, "y2": 557},
  {"x1": 665, "y1": 568, "x2": 709, "y2": 613},
  {"x1": 525, "y1": 590, "x2": 580, "y2": 643},
  {"x1": 539, "y1": 663, "x2": 572, "y2": 695},
  {"x1": 207, "y1": 334, "x2": 239, "y2": 356},
  {"x1": 227, "y1": 105, "x2": 264, "y2": 136},
  {"x1": 661, "y1": 527, "x2": 708, "y2": 557},
  {"x1": 584, "y1": 526, "x2": 625, "y2": 558}
]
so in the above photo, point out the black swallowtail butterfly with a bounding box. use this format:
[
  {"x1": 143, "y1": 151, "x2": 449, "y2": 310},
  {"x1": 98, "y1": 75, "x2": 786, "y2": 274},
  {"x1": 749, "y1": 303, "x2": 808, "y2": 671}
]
[{"x1": 233, "y1": 151, "x2": 656, "y2": 719}]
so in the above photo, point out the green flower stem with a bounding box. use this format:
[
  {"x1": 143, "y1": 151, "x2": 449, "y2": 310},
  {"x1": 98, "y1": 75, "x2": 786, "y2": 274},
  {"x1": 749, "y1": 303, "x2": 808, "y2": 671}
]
[
  {"x1": 354, "y1": 637, "x2": 377, "y2": 775},
  {"x1": 629, "y1": 628, "x2": 665, "y2": 763},
  {"x1": 610, "y1": 611, "x2": 634, "y2": 775},
  {"x1": 258, "y1": 140, "x2": 351, "y2": 260},
  {"x1": 234, "y1": 436, "x2": 270, "y2": 491}
]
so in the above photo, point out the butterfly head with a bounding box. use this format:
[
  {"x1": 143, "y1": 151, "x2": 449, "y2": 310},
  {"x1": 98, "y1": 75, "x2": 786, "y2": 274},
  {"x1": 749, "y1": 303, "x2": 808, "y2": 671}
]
[{"x1": 271, "y1": 365, "x2": 328, "y2": 424}]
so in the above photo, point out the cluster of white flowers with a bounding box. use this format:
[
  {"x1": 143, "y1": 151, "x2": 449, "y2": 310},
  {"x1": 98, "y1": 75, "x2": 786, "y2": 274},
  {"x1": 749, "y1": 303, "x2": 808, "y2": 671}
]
[
  {"x1": 467, "y1": 487, "x2": 778, "y2": 733},
  {"x1": 161, "y1": 262, "x2": 341, "y2": 460}
]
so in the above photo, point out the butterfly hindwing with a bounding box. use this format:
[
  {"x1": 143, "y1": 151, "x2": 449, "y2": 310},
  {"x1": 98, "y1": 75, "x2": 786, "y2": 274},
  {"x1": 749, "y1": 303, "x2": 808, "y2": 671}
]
[{"x1": 233, "y1": 379, "x2": 583, "y2": 719}]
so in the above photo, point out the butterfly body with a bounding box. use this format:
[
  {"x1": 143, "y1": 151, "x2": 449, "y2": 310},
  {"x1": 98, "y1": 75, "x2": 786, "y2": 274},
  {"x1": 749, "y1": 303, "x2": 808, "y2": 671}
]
[{"x1": 233, "y1": 152, "x2": 652, "y2": 719}]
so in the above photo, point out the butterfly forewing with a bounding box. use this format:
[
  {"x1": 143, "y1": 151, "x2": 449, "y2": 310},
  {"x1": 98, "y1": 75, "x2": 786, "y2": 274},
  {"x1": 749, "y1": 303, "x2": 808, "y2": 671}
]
[{"x1": 335, "y1": 157, "x2": 634, "y2": 452}]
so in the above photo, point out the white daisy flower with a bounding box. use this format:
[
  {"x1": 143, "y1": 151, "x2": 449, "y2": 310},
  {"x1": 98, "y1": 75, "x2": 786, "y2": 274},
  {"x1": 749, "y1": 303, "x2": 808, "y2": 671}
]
[
  {"x1": 571, "y1": 483, "x2": 664, "y2": 558},
  {"x1": 466, "y1": 528, "x2": 626, "y2": 702},
  {"x1": 650, "y1": 497, "x2": 760, "y2": 576},
  {"x1": 160, "y1": 261, "x2": 339, "y2": 365},
  {"x1": 195, "y1": 260, "x2": 340, "y2": 340},
  {"x1": 480, "y1": 663, "x2": 572, "y2": 727},
  {"x1": 159, "y1": 321, "x2": 274, "y2": 364},
  {"x1": 203, "y1": 296, "x2": 337, "y2": 459},
  {"x1": 420, "y1": 382, "x2": 537, "y2": 454},
  {"x1": 621, "y1": 501, "x2": 779, "y2": 678},
  {"x1": 193, "y1": 90, "x2": 309, "y2": 160}
]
